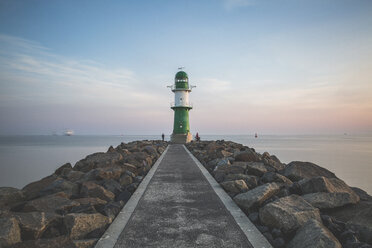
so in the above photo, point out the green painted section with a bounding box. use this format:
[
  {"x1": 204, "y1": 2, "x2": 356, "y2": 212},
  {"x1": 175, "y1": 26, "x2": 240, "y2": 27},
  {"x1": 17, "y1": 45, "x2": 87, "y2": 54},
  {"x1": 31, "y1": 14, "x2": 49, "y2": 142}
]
[
  {"x1": 175, "y1": 71, "x2": 189, "y2": 89},
  {"x1": 175, "y1": 71, "x2": 188, "y2": 79},
  {"x1": 172, "y1": 108, "x2": 190, "y2": 134}
]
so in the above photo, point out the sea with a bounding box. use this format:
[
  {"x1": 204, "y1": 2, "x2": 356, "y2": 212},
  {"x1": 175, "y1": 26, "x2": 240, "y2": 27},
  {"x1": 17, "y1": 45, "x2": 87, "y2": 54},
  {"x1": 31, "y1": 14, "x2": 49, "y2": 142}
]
[{"x1": 0, "y1": 134, "x2": 371, "y2": 195}]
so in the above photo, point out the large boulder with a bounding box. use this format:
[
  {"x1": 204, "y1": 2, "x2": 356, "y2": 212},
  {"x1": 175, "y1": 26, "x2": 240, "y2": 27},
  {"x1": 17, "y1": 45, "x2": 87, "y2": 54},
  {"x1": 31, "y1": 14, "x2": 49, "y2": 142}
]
[
  {"x1": 326, "y1": 201, "x2": 372, "y2": 244},
  {"x1": 246, "y1": 162, "x2": 269, "y2": 177},
  {"x1": 302, "y1": 192, "x2": 359, "y2": 209},
  {"x1": 224, "y1": 174, "x2": 258, "y2": 188},
  {"x1": 38, "y1": 179, "x2": 79, "y2": 198},
  {"x1": 299, "y1": 177, "x2": 359, "y2": 208},
  {"x1": 22, "y1": 175, "x2": 58, "y2": 200},
  {"x1": 220, "y1": 180, "x2": 248, "y2": 196},
  {"x1": 12, "y1": 236, "x2": 76, "y2": 248},
  {"x1": 0, "y1": 187, "x2": 25, "y2": 209},
  {"x1": 234, "y1": 183, "x2": 280, "y2": 212},
  {"x1": 64, "y1": 213, "x2": 109, "y2": 239},
  {"x1": 287, "y1": 219, "x2": 342, "y2": 248},
  {"x1": 73, "y1": 239, "x2": 98, "y2": 248},
  {"x1": 80, "y1": 182, "x2": 115, "y2": 202},
  {"x1": 23, "y1": 192, "x2": 79, "y2": 214},
  {"x1": 63, "y1": 171, "x2": 85, "y2": 182},
  {"x1": 261, "y1": 172, "x2": 293, "y2": 186},
  {"x1": 299, "y1": 176, "x2": 358, "y2": 195},
  {"x1": 259, "y1": 194, "x2": 321, "y2": 234},
  {"x1": 74, "y1": 152, "x2": 123, "y2": 173},
  {"x1": 54, "y1": 163, "x2": 72, "y2": 175},
  {"x1": 94, "y1": 166, "x2": 123, "y2": 181},
  {"x1": 234, "y1": 150, "x2": 260, "y2": 162},
  {"x1": 282, "y1": 161, "x2": 337, "y2": 181},
  {"x1": 0, "y1": 217, "x2": 21, "y2": 247},
  {"x1": 12, "y1": 212, "x2": 62, "y2": 240},
  {"x1": 74, "y1": 198, "x2": 107, "y2": 209}
]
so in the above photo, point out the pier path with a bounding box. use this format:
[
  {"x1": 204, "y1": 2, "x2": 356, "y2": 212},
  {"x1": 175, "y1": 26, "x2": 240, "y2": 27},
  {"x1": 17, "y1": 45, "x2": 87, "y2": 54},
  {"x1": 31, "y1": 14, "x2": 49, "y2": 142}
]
[{"x1": 95, "y1": 144, "x2": 271, "y2": 248}]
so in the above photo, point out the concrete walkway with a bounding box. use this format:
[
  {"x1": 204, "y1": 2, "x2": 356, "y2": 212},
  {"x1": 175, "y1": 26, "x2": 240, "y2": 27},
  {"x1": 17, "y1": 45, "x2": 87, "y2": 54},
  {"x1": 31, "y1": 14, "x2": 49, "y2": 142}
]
[{"x1": 96, "y1": 144, "x2": 271, "y2": 248}]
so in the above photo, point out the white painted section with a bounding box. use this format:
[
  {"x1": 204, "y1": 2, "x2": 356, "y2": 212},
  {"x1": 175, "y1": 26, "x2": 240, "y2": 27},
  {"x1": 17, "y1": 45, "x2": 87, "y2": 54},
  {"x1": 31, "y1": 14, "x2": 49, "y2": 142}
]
[
  {"x1": 95, "y1": 146, "x2": 169, "y2": 248},
  {"x1": 175, "y1": 91, "x2": 189, "y2": 107}
]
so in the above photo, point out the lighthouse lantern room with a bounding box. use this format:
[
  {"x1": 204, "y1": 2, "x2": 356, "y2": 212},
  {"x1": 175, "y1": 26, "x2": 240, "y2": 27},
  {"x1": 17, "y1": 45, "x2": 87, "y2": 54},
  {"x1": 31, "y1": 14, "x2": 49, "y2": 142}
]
[{"x1": 169, "y1": 70, "x2": 195, "y2": 143}]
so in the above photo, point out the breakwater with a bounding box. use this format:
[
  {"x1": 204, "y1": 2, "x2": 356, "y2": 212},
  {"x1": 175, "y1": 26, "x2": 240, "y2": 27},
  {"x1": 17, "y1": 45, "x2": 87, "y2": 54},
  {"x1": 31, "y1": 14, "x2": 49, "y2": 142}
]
[
  {"x1": 0, "y1": 139, "x2": 371, "y2": 248},
  {"x1": 186, "y1": 140, "x2": 372, "y2": 248},
  {"x1": 0, "y1": 140, "x2": 167, "y2": 248}
]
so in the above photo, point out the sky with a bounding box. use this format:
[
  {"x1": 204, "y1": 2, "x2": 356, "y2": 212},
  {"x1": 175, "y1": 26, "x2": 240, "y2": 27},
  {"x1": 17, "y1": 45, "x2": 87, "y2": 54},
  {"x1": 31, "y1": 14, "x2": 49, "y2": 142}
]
[{"x1": 0, "y1": 0, "x2": 371, "y2": 135}]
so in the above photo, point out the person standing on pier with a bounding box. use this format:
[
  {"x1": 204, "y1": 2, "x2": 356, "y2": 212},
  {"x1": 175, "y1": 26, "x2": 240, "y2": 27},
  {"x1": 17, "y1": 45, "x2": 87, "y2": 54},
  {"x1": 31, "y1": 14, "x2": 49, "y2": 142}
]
[{"x1": 161, "y1": 133, "x2": 165, "y2": 141}]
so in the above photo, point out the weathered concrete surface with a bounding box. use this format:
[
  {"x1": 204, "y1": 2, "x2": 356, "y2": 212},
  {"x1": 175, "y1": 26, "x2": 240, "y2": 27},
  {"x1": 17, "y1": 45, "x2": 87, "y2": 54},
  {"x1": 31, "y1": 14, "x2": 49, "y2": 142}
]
[{"x1": 114, "y1": 144, "x2": 253, "y2": 248}]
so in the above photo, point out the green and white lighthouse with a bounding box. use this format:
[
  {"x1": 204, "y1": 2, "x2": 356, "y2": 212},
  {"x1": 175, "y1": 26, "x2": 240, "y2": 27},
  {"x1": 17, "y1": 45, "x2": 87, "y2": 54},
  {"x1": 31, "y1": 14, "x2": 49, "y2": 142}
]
[{"x1": 169, "y1": 70, "x2": 195, "y2": 143}]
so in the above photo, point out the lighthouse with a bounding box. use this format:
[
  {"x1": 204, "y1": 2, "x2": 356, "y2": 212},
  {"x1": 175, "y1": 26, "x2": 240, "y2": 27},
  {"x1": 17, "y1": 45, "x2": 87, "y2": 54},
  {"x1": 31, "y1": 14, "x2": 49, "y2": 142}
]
[{"x1": 169, "y1": 70, "x2": 195, "y2": 143}]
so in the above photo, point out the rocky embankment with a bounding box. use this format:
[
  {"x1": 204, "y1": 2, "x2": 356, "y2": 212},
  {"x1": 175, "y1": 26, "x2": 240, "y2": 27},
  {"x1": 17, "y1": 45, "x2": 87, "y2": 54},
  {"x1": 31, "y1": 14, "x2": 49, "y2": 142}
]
[
  {"x1": 0, "y1": 140, "x2": 167, "y2": 248},
  {"x1": 186, "y1": 140, "x2": 372, "y2": 248}
]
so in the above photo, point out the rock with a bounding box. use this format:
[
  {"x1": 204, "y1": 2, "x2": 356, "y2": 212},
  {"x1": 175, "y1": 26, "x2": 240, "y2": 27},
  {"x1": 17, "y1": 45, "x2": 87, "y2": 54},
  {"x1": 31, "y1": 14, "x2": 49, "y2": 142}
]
[
  {"x1": 248, "y1": 212, "x2": 259, "y2": 223},
  {"x1": 80, "y1": 182, "x2": 115, "y2": 202},
  {"x1": 116, "y1": 190, "x2": 132, "y2": 203},
  {"x1": 234, "y1": 150, "x2": 260, "y2": 162},
  {"x1": 303, "y1": 192, "x2": 359, "y2": 209},
  {"x1": 299, "y1": 176, "x2": 358, "y2": 195},
  {"x1": 259, "y1": 194, "x2": 321, "y2": 234},
  {"x1": 0, "y1": 217, "x2": 21, "y2": 247},
  {"x1": 299, "y1": 177, "x2": 359, "y2": 208},
  {"x1": 234, "y1": 183, "x2": 281, "y2": 213},
  {"x1": 74, "y1": 152, "x2": 123, "y2": 173},
  {"x1": 282, "y1": 161, "x2": 337, "y2": 181},
  {"x1": 22, "y1": 174, "x2": 58, "y2": 200},
  {"x1": 220, "y1": 180, "x2": 248, "y2": 196},
  {"x1": 55, "y1": 163, "x2": 72, "y2": 175},
  {"x1": 220, "y1": 150, "x2": 233, "y2": 158},
  {"x1": 224, "y1": 174, "x2": 258, "y2": 188},
  {"x1": 73, "y1": 239, "x2": 98, "y2": 248},
  {"x1": 101, "y1": 201, "x2": 122, "y2": 221},
  {"x1": 39, "y1": 178, "x2": 79, "y2": 198},
  {"x1": 272, "y1": 237, "x2": 285, "y2": 248},
  {"x1": 287, "y1": 219, "x2": 342, "y2": 248},
  {"x1": 74, "y1": 198, "x2": 107, "y2": 209},
  {"x1": 120, "y1": 163, "x2": 138, "y2": 175},
  {"x1": 11, "y1": 212, "x2": 62, "y2": 240},
  {"x1": 102, "y1": 179, "x2": 122, "y2": 196},
  {"x1": 64, "y1": 171, "x2": 85, "y2": 182},
  {"x1": 246, "y1": 162, "x2": 269, "y2": 176},
  {"x1": 271, "y1": 228, "x2": 282, "y2": 238},
  {"x1": 12, "y1": 236, "x2": 76, "y2": 248},
  {"x1": 95, "y1": 166, "x2": 123, "y2": 181},
  {"x1": 142, "y1": 145, "x2": 157, "y2": 157},
  {"x1": 326, "y1": 201, "x2": 372, "y2": 244},
  {"x1": 261, "y1": 172, "x2": 293, "y2": 185},
  {"x1": 209, "y1": 158, "x2": 231, "y2": 171},
  {"x1": 0, "y1": 187, "x2": 25, "y2": 209},
  {"x1": 223, "y1": 163, "x2": 246, "y2": 175},
  {"x1": 23, "y1": 192, "x2": 79, "y2": 214},
  {"x1": 64, "y1": 213, "x2": 109, "y2": 239},
  {"x1": 350, "y1": 187, "x2": 372, "y2": 202},
  {"x1": 119, "y1": 174, "x2": 133, "y2": 187}
]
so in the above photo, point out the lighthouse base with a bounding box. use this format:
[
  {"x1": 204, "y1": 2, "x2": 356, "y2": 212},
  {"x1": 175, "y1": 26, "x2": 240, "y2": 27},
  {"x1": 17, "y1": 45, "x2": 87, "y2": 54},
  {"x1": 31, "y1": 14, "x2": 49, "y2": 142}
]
[{"x1": 171, "y1": 133, "x2": 193, "y2": 144}]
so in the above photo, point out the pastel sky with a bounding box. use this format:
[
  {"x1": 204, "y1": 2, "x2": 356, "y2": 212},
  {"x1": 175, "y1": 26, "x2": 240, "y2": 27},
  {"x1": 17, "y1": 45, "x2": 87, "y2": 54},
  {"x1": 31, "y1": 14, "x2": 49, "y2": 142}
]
[{"x1": 0, "y1": 0, "x2": 371, "y2": 135}]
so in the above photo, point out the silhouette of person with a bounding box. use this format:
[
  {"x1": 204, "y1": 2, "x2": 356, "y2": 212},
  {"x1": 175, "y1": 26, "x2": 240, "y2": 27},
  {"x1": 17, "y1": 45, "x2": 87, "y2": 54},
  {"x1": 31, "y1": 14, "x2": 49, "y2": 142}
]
[
  {"x1": 161, "y1": 133, "x2": 165, "y2": 141},
  {"x1": 195, "y1": 132, "x2": 200, "y2": 141}
]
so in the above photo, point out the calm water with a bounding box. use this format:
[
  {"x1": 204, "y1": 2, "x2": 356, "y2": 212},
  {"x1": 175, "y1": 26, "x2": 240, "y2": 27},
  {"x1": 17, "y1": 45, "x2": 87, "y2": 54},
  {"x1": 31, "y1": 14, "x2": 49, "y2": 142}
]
[{"x1": 0, "y1": 135, "x2": 371, "y2": 194}]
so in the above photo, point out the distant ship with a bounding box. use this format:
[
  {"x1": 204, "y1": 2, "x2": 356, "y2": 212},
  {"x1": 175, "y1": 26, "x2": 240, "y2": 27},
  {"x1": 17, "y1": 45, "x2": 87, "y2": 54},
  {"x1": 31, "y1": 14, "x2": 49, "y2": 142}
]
[{"x1": 64, "y1": 130, "x2": 74, "y2": 136}]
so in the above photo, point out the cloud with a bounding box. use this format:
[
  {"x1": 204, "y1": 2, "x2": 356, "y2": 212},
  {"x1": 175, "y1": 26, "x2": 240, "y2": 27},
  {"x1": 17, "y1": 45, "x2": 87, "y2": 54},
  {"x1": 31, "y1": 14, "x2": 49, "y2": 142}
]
[{"x1": 0, "y1": 34, "x2": 160, "y2": 108}]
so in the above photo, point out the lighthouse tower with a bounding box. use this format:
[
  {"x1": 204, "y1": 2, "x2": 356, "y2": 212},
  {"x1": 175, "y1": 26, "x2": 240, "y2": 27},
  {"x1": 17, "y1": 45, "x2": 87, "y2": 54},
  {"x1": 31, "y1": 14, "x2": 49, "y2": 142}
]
[{"x1": 169, "y1": 70, "x2": 195, "y2": 143}]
